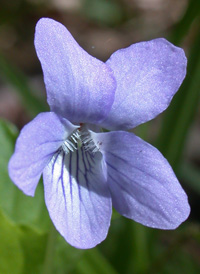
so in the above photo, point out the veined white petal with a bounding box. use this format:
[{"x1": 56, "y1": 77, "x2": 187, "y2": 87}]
[{"x1": 43, "y1": 148, "x2": 111, "y2": 249}]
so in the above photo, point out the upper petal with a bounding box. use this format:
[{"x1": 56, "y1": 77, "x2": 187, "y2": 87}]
[
  {"x1": 92, "y1": 131, "x2": 190, "y2": 229},
  {"x1": 34, "y1": 18, "x2": 116, "y2": 124},
  {"x1": 8, "y1": 112, "x2": 77, "y2": 196},
  {"x1": 100, "y1": 38, "x2": 187, "y2": 130},
  {"x1": 43, "y1": 148, "x2": 112, "y2": 249}
]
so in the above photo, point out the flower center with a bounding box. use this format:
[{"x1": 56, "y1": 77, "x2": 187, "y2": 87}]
[{"x1": 62, "y1": 126, "x2": 99, "y2": 154}]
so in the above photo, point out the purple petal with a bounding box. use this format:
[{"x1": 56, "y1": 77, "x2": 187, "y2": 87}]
[
  {"x1": 43, "y1": 148, "x2": 112, "y2": 249},
  {"x1": 34, "y1": 18, "x2": 116, "y2": 124},
  {"x1": 100, "y1": 38, "x2": 187, "y2": 130},
  {"x1": 8, "y1": 112, "x2": 77, "y2": 196},
  {"x1": 92, "y1": 131, "x2": 190, "y2": 229}
]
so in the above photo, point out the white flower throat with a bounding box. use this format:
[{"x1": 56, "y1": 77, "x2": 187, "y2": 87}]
[{"x1": 62, "y1": 125, "x2": 100, "y2": 155}]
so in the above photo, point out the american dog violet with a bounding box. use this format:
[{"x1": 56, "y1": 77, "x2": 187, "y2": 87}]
[{"x1": 9, "y1": 18, "x2": 190, "y2": 249}]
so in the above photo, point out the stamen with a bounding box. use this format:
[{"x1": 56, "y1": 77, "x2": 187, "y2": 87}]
[
  {"x1": 62, "y1": 131, "x2": 81, "y2": 154},
  {"x1": 61, "y1": 127, "x2": 100, "y2": 155},
  {"x1": 82, "y1": 132, "x2": 100, "y2": 153}
]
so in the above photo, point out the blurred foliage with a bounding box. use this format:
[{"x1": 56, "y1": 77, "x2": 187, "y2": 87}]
[
  {"x1": 0, "y1": 209, "x2": 24, "y2": 274},
  {"x1": 0, "y1": 53, "x2": 48, "y2": 117},
  {"x1": 82, "y1": 0, "x2": 127, "y2": 26},
  {"x1": 156, "y1": 17, "x2": 200, "y2": 170},
  {"x1": 169, "y1": 0, "x2": 200, "y2": 45},
  {"x1": 0, "y1": 0, "x2": 200, "y2": 273}
]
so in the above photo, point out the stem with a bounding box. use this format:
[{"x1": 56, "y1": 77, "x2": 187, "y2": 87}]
[
  {"x1": 43, "y1": 223, "x2": 57, "y2": 274},
  {"x1": 128, "y1": 222, "x2": 149, "y2": 273}
]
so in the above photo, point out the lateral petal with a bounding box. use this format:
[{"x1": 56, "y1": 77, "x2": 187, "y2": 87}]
[
  {"x1": 101, "y1": 38, "x2": 187, "y2": 130},
  {"x1": 34, "y1": 18, "x2": 116, "y2": 124},
  {"x1": 8, "y1": 112, "x2": 77, "y2": 196},
  {"x1": 92, "y1": 131, "x2": 190, "y2": 229},
  {"x1": 43, "y1": 148, "x2": 112, "y2": 249}
]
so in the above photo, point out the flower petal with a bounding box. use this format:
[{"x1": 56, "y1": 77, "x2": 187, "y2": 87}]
[
  {"x1": 8, "y1": 112, "x2": 77, "y2": 196},
  {"x1": 100, "y1": 38, "x2": 187, "y2": 130},
  {"x1": 34, "y1": 18, "x2": 116, "y2": 124},
  {"x1": 92, "y1": 131, "x2": 190, "y2": 229},
  {"x1": 43, "y1": 148, "x2": 112, "y2": 249}
]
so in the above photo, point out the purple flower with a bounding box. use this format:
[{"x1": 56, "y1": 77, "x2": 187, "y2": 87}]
[{"x1": 8, "y1": 18, "x2": 190, "y2": 249}]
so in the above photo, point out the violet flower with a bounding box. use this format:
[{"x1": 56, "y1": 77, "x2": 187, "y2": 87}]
[{"x1": 9, "y1": 18, "x2": 190, "y2": 249}]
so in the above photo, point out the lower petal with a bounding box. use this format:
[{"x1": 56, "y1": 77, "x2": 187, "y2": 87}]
[
  {"x1": 43, "y1": 148, "x2": 112, "y2": 249},
  {"x1": 92, "y1": 131, "x2": 190, "y2": 229}
]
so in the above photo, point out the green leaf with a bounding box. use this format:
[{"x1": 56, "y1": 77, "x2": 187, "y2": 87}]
[
  {"x1": 0, "y1": 119, "x2": 50, "y2": 231},
  {"x1": 74, "y1": 248, "x2": 118, "y2": 274},
  {"x1": 128, "y1": 222, "x2": 150, "y2": 273},
  {"x1": 0, "y1": 208, "x2": 49, "y2": 274},
  {"x1": 53, "y1": 234, "x2": 84, "y2": 274},
  {"x1": 0, "y1": 209, "x2": 24, "y2": 274},
  {"x1": 19, "y1": 225, "x2": 48, "y2": 274}
]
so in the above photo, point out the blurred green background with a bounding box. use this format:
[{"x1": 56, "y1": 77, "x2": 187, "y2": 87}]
[{"x1": 0, "y1": 0, "x2": 200, "y2": 273}]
